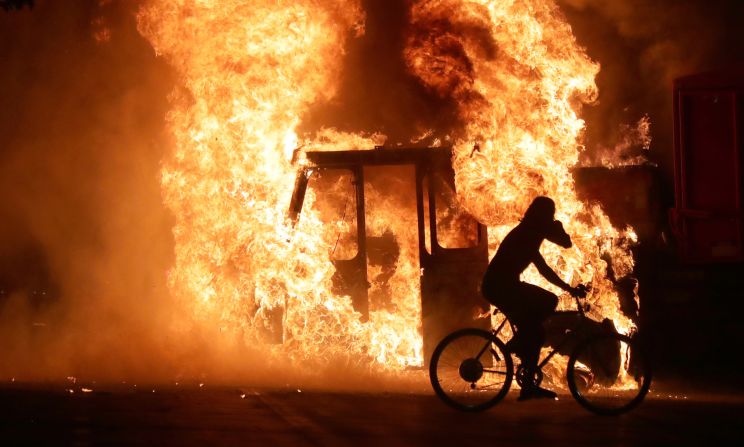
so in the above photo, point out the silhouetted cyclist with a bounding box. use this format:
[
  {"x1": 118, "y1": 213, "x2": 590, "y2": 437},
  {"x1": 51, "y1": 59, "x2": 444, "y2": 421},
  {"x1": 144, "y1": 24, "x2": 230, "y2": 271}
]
[{"x1": 481, "y1": 196, "x2": 586, "y2": 401}]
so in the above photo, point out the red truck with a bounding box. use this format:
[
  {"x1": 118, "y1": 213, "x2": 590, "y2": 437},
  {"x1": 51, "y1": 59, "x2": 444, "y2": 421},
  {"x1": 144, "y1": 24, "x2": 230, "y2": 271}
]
[{"x1": 671, "y1": 68, "x2": 744, "y2": 263}]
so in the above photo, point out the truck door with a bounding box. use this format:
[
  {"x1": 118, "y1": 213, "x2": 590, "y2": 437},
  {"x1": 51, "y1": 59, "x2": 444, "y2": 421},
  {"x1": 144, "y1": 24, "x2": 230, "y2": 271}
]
[
  {"x1": 289, "y1": 166, "x2": 370, "y2": 320},
  {"x1": 417, "y1": 160, "x2": 490, "y2": 364}
]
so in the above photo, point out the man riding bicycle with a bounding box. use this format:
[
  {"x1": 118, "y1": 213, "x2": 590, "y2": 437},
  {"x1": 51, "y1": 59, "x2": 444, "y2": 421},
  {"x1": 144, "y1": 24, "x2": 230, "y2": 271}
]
[{"x1": 481, "y1": 196, "x2": 586, "y2": 401}]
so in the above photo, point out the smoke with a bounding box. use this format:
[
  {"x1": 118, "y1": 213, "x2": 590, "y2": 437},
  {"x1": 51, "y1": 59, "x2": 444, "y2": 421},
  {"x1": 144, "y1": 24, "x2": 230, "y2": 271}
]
[
  {"x1": 303, "y1": 0, "x2": 744, "y2": 171},
  {"x1": 300, "y1": 0, "x2": 463, "y2": 146},
  {"x1": 0, "y1": 0, "x2": 182, "y2": 381},
  {"x1": 559, "y1": 0, "x2": 744, "y2": 175}
]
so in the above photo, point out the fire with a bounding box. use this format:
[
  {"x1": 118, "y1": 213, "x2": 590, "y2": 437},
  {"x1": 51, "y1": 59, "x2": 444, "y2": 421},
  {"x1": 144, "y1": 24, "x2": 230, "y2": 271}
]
[
  {"x1": 137, "y1": 0, "x2": 639, "y2": 379},
  {"x1": 405, "y1": 0, "x2": 637, "y2": 333},
  {"x1": 586, "y1": 115, "x2": 653, "y2": 167}
]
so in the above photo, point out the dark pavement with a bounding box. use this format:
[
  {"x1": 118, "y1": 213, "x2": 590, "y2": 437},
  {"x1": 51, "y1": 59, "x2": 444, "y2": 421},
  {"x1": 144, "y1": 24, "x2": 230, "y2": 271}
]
[{"x1": 1, "y1": 382, "x2": 742, "y2": 446}]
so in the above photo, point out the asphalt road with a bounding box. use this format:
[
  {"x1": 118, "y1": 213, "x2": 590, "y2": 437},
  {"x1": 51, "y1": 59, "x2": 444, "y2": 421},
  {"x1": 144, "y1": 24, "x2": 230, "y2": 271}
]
[{"x1": 1, "y1": 383, "x2": 742, "y2": 446}]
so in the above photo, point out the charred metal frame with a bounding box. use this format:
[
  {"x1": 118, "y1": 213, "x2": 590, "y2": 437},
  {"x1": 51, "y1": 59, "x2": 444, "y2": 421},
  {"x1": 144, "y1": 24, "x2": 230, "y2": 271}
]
[{"x1": 288, "y1": 147, "x2": 490, "y2": 363}]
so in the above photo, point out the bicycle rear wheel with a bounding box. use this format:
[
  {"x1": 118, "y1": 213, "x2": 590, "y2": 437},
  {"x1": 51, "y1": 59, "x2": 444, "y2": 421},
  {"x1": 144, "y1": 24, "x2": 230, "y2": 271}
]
[
  {"x1": 567, "y1": 333, "x2": 651, "y2": 415},
  {"x1": 429, "y1": 328, "x2": 513, "y2": 412}
]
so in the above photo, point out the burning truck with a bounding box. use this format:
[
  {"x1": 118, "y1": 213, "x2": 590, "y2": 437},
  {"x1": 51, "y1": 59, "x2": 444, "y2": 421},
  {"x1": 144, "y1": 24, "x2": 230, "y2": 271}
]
[
  {"x1": 286, "y1": 146, "x2": 638, "y2": 369},
  {"x1": 136, "y1": 0, "x2": 642, "y2": 374}
]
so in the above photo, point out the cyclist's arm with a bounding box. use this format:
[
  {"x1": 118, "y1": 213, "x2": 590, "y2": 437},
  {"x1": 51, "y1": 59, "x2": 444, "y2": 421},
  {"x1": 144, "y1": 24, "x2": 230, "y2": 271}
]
[{"x1": 533, "y1": 254, "x2": 571, "y2": 292}]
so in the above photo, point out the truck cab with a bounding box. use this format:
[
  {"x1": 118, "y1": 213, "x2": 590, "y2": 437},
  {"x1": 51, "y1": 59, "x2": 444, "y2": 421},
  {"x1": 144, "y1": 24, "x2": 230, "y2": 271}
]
[{"x1": 288, "y1": 147, "x2": 490, "y2": 363}]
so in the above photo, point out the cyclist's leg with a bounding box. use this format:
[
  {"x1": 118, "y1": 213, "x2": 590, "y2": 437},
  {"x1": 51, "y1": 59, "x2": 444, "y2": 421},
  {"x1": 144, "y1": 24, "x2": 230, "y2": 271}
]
[
  {"x1": 513, "y1": 284, "x2": 558, "y2": 397},
  {"x1": 480, "y1": 278, "x2": 515, "y2": 309},
  {"x1": 481, "y1": 281, "x2": 556, "y2": 364}
]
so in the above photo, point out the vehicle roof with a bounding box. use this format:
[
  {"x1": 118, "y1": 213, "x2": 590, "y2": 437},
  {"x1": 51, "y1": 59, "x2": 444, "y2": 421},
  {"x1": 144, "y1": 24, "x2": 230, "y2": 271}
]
[{"x1": 304, "y1": 146, "x2": 453, "y2": 167}]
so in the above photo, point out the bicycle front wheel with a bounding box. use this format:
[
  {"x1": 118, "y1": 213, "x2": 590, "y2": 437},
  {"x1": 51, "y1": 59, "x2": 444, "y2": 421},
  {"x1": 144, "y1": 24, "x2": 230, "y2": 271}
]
[
  {"x1": 567, "y1": 333, "x2": 651, "y2": 415},
  {"x1": 429, "y1": 328, "x2": 513, "y2": 412}
]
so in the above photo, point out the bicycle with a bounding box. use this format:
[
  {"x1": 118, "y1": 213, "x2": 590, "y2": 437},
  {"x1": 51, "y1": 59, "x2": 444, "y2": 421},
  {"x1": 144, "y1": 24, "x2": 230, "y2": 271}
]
[{"x1": 429, "y1": 285, "x2": 652, "y2": 415}]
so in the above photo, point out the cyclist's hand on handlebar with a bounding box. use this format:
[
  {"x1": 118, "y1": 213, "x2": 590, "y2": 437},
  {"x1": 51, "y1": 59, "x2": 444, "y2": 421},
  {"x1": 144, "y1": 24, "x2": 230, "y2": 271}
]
[{"x1": 569, "y1": 284, "x2": 589, "y2": 298}]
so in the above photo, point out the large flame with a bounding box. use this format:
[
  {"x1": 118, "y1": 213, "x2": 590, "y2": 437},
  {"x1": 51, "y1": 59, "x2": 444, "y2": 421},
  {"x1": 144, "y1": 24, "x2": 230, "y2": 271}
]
[
  {"x1": 405, "y1": 0, "x2": 636, "y2": 324},
  {"x1": 137, "y1": 0, "x2": 638, "y2": 379}
]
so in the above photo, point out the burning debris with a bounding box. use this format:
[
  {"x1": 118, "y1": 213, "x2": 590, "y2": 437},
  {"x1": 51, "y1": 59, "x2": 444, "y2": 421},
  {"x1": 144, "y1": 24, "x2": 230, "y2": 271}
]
[{"x1": 582, "y1": 115, "x2": 653, "y2": 168}]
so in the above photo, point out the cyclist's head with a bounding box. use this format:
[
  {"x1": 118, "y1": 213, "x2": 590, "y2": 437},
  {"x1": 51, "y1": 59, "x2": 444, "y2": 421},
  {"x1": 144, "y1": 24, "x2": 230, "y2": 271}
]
[
  {"x1": 547, "y1": 220, "x2": 572, "y2": 248},
  {"x1": 522, "y1": 196, "x2": 555, "y2": 227}
]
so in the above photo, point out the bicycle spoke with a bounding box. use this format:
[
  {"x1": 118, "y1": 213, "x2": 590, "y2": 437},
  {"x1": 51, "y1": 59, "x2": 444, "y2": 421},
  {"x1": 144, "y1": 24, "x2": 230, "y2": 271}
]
[
  {"x1": 430, "y1": 329, "x2": 513, "y2": 411},
  {"x1": 567, "y1": 334, "x2": 651, "y2": 415}
]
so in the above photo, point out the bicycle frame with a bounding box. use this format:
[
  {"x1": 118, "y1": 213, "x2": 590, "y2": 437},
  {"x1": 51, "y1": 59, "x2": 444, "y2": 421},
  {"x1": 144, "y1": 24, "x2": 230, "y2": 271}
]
[
  {"x1": 491, "y1": 293, "x2": 612, "y2": 372},
  {"x1": 429, "y1": 288, "x2": 651, "y2": 415}
]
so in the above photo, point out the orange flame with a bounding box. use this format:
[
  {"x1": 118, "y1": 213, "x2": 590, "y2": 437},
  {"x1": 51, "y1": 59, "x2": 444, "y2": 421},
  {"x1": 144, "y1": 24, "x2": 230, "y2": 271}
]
[
  {"x1": 137, "y1": 0, "x2": 639, "y2": 379},
  {"x1": 405, "y1": 0, "x2": 637, "y2": 332}
]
